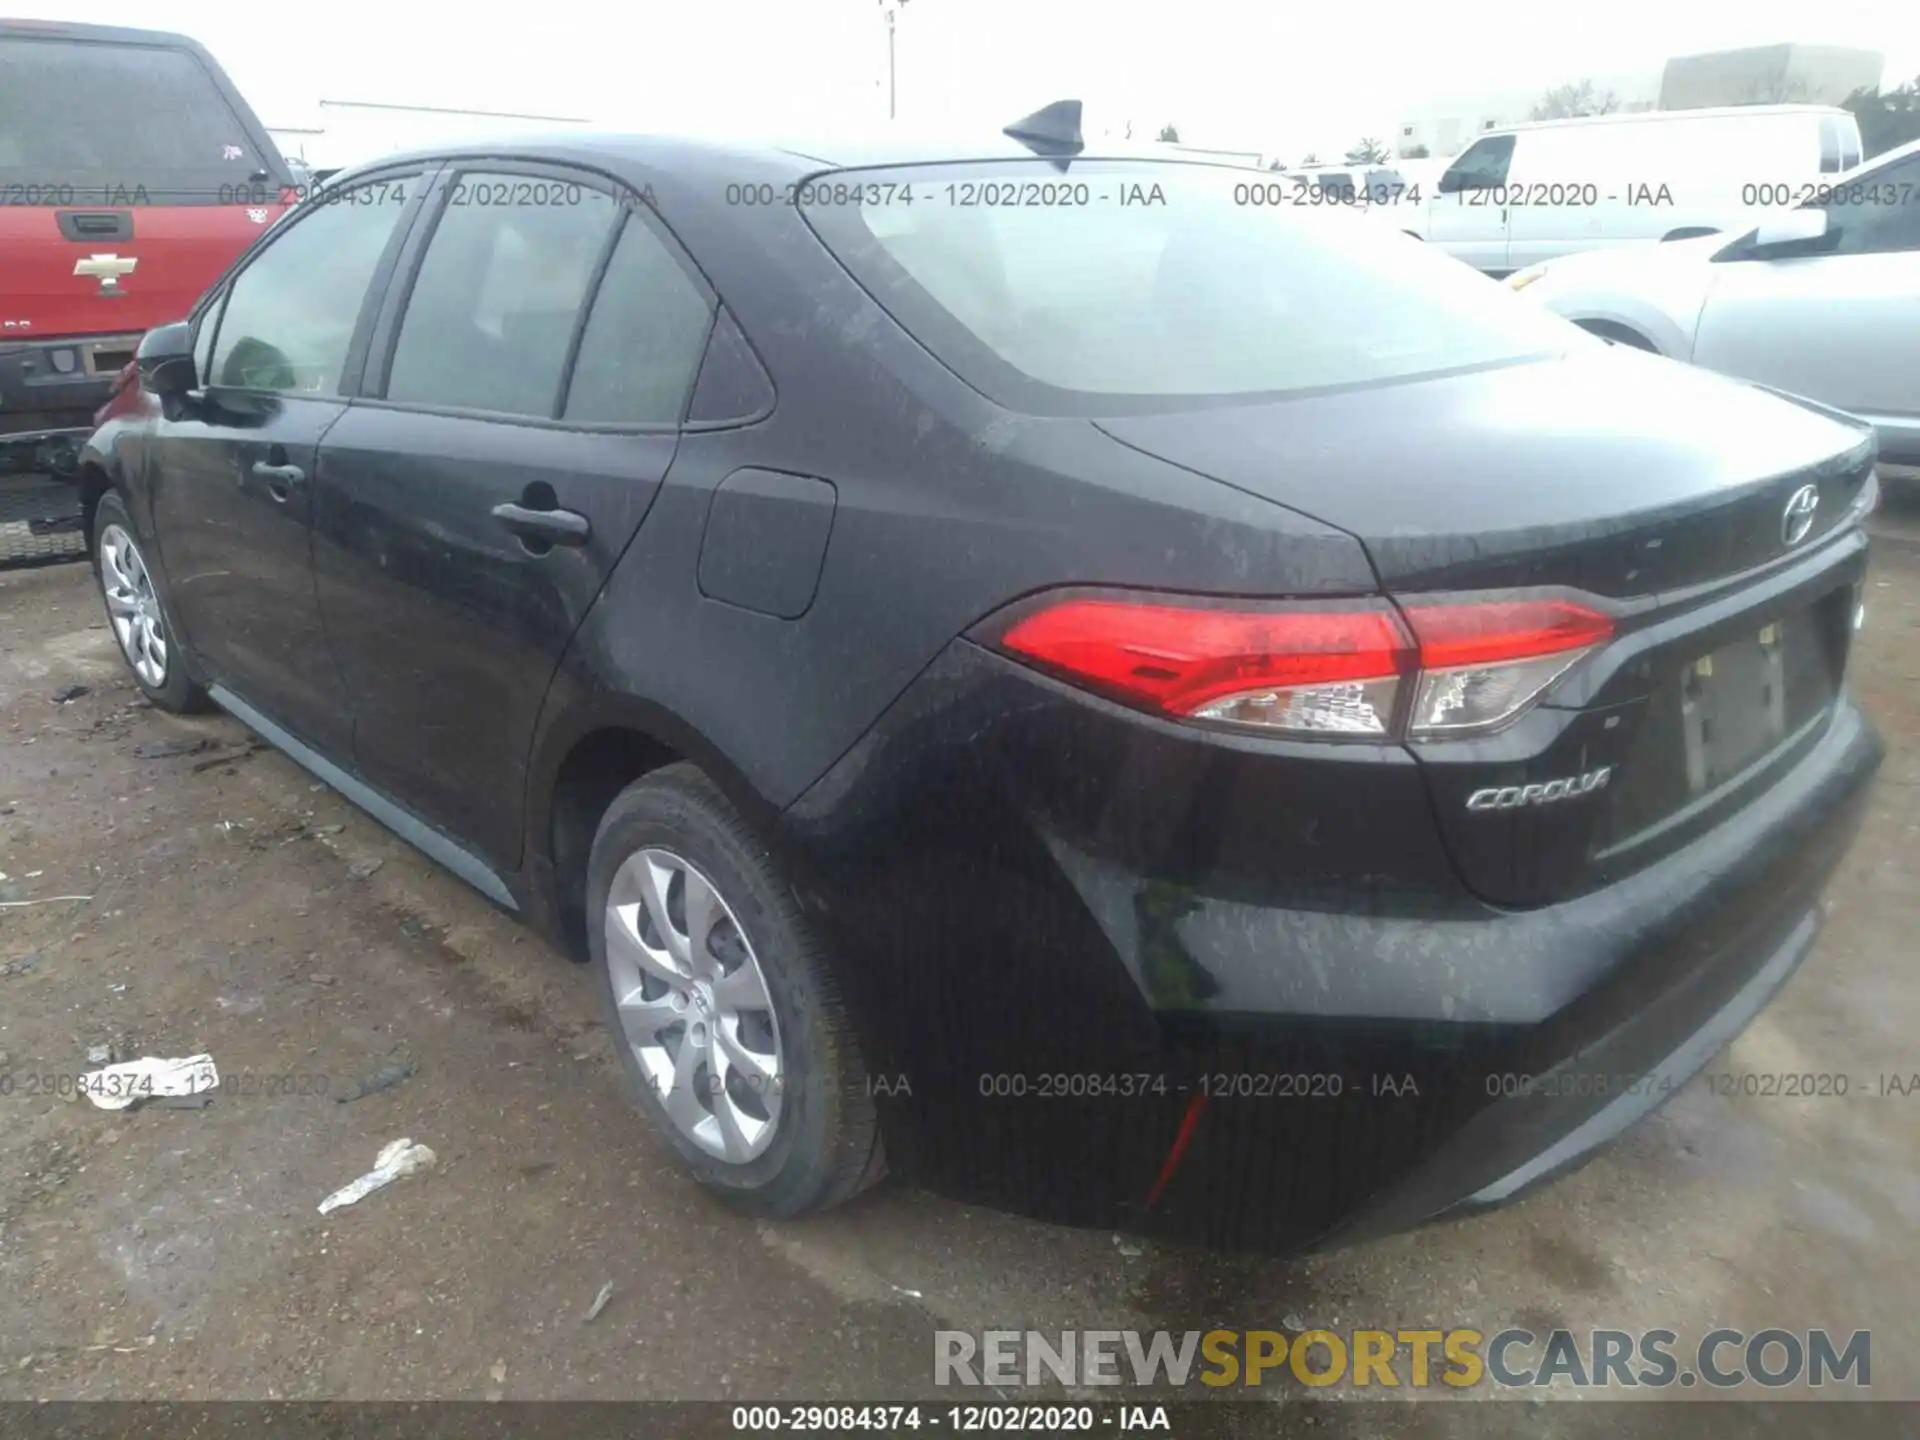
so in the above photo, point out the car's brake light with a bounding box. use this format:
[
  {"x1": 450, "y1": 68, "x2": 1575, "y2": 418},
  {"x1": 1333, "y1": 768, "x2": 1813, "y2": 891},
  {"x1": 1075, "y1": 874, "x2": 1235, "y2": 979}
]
[
  {"x1": 985, "y1": 591, "x2": 1612, "y2": 740},
  {"x1": 1402, "y1": 598, "x2": 1614, "y2": 736},
  {"x1": 993, "y1": 597, "x2": 1415, "y2": 736}
]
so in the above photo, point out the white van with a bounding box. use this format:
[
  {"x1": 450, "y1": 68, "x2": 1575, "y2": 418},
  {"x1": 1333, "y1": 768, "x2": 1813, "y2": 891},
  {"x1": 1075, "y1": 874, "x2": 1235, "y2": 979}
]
[{"x1": 1411, "y1": 105, "x2": 1864, "y2": 274}]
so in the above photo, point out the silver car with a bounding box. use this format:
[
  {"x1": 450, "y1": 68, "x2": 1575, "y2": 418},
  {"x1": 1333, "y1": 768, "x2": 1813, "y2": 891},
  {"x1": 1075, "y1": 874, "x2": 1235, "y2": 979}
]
[{"x1": 1507, "y1": 136, "x2": 1920, "y2": 467}]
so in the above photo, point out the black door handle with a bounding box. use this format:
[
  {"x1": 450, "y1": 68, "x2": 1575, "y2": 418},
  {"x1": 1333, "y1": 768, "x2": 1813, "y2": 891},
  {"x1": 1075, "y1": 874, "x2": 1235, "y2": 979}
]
[
  {"x1": 251, "y1": 462, "x2": 305, "y2": 484},
  {"x1": 491, "y1": 501, "x2": 590, "y2": 547}
]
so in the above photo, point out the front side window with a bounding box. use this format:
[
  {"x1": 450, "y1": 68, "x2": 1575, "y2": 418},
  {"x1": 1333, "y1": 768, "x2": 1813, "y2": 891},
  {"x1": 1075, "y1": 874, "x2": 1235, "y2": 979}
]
[
  {"x1": 562, "y1": 214, "x2": 714, "y2": 424},
  {"x1": 1313, "y1": 170, "x2": 1354, "y2": 202},
  {"x1": 1826, "y1": 153, "x2": 1920, "y2": 256},
  {"x1": 385, "y1": 174, "x2": 618, "y2": 418},
  {"x1": 207, "y1": 179, "x2": 413, "y2": 394},
  {"x1": 1440, "y1": 135, "x2": 1514, "y2": 192},
  {"x1": 807, "y1": 160, "x2": 1581, "y2": 414},
  {"x1": 1365, "y1": 168, "x2": 1405, "y2": 203}
]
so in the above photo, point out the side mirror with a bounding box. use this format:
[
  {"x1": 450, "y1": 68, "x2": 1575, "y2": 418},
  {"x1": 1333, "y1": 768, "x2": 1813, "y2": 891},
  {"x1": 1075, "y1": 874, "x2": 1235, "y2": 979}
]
[
  {"x1": 1436, "y1": 167, "x2": 1463, "y2": 195},
  {"x1": 1746, "y1": 208, "x2": 1835, "y2": 259},
  {"x1": 136, "y1": 321, "x2": 197, "y2": 398}
]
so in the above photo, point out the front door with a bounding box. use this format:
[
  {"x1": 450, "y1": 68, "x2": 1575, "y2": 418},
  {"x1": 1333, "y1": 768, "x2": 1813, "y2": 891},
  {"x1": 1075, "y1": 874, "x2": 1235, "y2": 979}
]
[
  {"x1": 1429, "y1": 134, "x2": 1514, "y2": 273},
  {"x1": 148, "y1": 175, "x2": 422, "y2": 755},
  {"x1": 311, "y1": 167, "x2": 718, "y2": 869}
]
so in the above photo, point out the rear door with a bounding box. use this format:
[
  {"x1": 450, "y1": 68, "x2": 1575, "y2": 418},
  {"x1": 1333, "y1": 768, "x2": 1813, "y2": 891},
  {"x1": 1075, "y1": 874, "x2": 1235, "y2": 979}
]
[
  {"x1": 311, "y1": 164, "x2": 716, "y2": 869},
  {"x1": 1429, "y1": 134, "x2": 1514, "y2": 272},
  {"x1": 147, "y1": 173, "x2": 423, "y2": 758},
  {"x1": 0, "y1": 26, "x2": 288, "y2": 344},
  {"x1": 1692, "y1": 148, "x2": 1920, "y2": 464}
]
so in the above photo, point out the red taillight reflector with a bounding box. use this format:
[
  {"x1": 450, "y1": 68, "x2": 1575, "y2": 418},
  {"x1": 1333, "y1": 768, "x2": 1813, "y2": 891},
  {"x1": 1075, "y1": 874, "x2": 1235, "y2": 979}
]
[
  {"x1": 1402, "y1": 599, "x2": 1614, "y2": 671},
  {"x1": 994, "y1": 598, "x2": 1415, "y2": 716}
]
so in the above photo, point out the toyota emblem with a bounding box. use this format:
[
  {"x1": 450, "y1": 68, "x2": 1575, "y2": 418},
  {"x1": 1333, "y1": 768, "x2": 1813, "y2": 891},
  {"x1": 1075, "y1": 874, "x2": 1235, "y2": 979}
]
[{"x1": 1781, "y1": 484, "x2": 1819, "y2": 546}]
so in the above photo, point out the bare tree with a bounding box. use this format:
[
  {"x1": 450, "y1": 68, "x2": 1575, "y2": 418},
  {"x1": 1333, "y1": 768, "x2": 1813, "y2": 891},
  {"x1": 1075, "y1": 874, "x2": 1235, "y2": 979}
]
[
  {"x1": 1400, "y1": 143, "x2": 1430, "y2": 158},
  {"x1": 1735, "y1": 74, "x2": 1813, "y2": 105},
  {"x1": 1530, "y1": 80, "x2": 1621, "y2": 120},
  {"x1": 1299, "y1": 152, "x2": 1319, "y2": 166},
  {"x1": 1845, "y1": 75, "x2": 1920, "y2": 157},
  {"x1": 1156, "y1": 123, "x2": 1181, "y2": 143},
  {"x1": 1344, "y1": 136, "x2": 1391, "y2": 164}
]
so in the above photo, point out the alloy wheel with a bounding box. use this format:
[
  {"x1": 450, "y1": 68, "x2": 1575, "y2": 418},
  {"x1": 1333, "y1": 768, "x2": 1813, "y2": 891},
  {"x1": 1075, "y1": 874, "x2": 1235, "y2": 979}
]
[
  {"x1": 604, "y1": 847, "x2": 785, "y2": 1162},
  {"x1": 99, "y1": 523, "x2": 169, "y2": 689}
]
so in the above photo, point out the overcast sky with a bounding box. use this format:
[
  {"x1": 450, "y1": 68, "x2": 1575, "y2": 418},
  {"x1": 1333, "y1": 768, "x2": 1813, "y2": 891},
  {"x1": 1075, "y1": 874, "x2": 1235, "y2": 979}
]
[{"x1": 20, "y1": 0, "x2": 1917, "y2": 159}]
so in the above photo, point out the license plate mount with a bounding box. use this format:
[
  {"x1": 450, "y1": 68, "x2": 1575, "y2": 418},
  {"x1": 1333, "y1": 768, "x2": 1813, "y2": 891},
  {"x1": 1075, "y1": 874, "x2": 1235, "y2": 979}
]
[{"x1": 1680, "y1": 621, "x2": 1790, "y2": 793}]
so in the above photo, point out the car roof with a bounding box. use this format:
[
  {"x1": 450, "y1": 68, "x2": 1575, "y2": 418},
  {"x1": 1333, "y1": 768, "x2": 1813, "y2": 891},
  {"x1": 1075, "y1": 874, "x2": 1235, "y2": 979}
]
[
  {"x1": 0, "y1": 16, "x2": 212, "y2": 50},
  {"x1": 332, "y1": 126, "x2": 1262, "y2": 188}
]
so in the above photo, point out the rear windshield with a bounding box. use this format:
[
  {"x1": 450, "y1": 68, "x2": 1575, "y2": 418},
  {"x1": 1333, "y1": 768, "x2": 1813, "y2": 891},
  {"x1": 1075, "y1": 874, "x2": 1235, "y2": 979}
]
[
  {"x1": 0, "y1": 35, "x2": 280, "y2": 202},
  {"x1": 805, "y1": 161, "x2": 1580, "y2": 415}
]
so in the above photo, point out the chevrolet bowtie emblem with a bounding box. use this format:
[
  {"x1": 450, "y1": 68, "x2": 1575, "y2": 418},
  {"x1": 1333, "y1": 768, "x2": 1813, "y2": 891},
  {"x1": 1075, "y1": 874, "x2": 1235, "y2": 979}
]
[{"x1": 74, "y1": 253, "x2": 138, "y2": 296}]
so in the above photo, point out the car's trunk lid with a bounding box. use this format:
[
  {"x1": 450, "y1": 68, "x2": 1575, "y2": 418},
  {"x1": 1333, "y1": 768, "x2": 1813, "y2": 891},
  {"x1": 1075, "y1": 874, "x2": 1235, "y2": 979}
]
[
  {"x1": 1098, "y1": 349, "x2": 1877, "y2": 907},
  {"x1": 1096, "y1": 348, "x2": 1874, "y2": 601}
]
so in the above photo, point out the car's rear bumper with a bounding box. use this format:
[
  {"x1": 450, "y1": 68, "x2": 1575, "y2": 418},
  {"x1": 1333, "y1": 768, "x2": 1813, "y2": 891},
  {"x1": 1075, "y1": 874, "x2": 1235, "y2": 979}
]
[
  {"x1": 1312, "y1": 694, "x2": 1875, "y2": 1250},
  {"x1": 782, "y1": 641, "x2": 1882, "y2": 1252}
]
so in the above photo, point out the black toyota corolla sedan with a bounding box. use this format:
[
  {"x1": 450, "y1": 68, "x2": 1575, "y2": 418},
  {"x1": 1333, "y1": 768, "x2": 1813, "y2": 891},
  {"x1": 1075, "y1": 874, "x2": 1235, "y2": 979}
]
[{"x1": 79, "y1": 104, "x2": 1883, "y2": 1252}]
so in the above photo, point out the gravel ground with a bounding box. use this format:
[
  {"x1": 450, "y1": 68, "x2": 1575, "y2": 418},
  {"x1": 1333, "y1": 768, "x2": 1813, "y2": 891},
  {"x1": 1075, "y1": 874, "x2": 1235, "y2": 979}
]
[{"x1": 1, "y1": 486, "x2": 1917, "y2": 1434}]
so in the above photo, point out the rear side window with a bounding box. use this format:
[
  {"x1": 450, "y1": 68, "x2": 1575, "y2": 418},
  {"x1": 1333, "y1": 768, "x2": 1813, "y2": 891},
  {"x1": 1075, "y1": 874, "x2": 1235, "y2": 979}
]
[
  {"x1": 206, "y1": 180, "x2": 413, "y2": 394},
  {"x1": 807, "y1": 160, "x2": 1579, "y2": 413},
  {"x1": 562, "y1": 214, "x2": 714, "y2": 425},
  {"x1": 0, "y1": 36, "x2": 276, "y2": 201},
  {"x1": 1837, "y1": 117, "x2": 1863, "y2": 172},
  {"x1": 386, "y1": 175, "x2": 618, "y2": 418},
  {"x1": 1819, "y1": 117, "x2": 1844, "y2": 174}
]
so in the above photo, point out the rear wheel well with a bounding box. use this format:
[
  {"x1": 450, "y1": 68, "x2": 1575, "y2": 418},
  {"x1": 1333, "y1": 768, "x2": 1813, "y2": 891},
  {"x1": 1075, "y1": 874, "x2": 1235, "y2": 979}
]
[
  {"x1": 548, "y1": 727, "x2": 683, "y2": 959},
  {"x1": 1574, "y1": 319, "x2": 1659, "y2": 353}
]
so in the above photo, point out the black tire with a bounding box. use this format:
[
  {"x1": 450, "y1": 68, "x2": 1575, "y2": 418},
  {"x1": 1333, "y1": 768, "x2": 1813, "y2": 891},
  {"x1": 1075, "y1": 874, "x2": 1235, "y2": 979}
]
[
  {"x1": 587, "y1": 763, "x2": 884, "y2": 1217},
  {"x1": 91, "y1": 490, "x2": 212, "y2": 714}
]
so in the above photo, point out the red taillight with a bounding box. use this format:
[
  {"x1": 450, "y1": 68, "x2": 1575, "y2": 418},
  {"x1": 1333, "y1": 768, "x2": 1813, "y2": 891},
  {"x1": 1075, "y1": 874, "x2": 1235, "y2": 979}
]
[
  {"x1": 995, "y1": 597, "x2": 1416, "y2": 736},
  {"x1": 1402, "y1": 599, "x2": 1614, "y2": 670},
  {"x1": 988, "y1": 591, "x2": 1613, "y2": 740}
]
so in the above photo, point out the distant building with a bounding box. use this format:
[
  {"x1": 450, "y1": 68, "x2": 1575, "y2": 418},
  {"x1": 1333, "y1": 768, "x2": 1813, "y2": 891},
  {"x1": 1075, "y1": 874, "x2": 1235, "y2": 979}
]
[{"x1": 1659, "y1": 45, "x2": 1883, "y2": 109}]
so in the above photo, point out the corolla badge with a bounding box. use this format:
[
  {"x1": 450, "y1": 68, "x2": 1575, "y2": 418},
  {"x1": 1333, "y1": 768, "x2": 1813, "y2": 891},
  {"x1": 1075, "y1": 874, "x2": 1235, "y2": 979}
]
[
  {"x1": 1782, "y1": 484, "x2": 1819, "y2": 546},
  {"x1": 1467, "y1": 767, "x2": 1613, "y2": 811}
]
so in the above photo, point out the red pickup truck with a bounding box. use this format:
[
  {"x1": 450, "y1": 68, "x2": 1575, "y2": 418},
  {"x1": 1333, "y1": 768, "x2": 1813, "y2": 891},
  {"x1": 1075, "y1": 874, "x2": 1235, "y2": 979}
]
[{"x1": 0, "y1": 19, "x2": 291, "y2": 484}]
